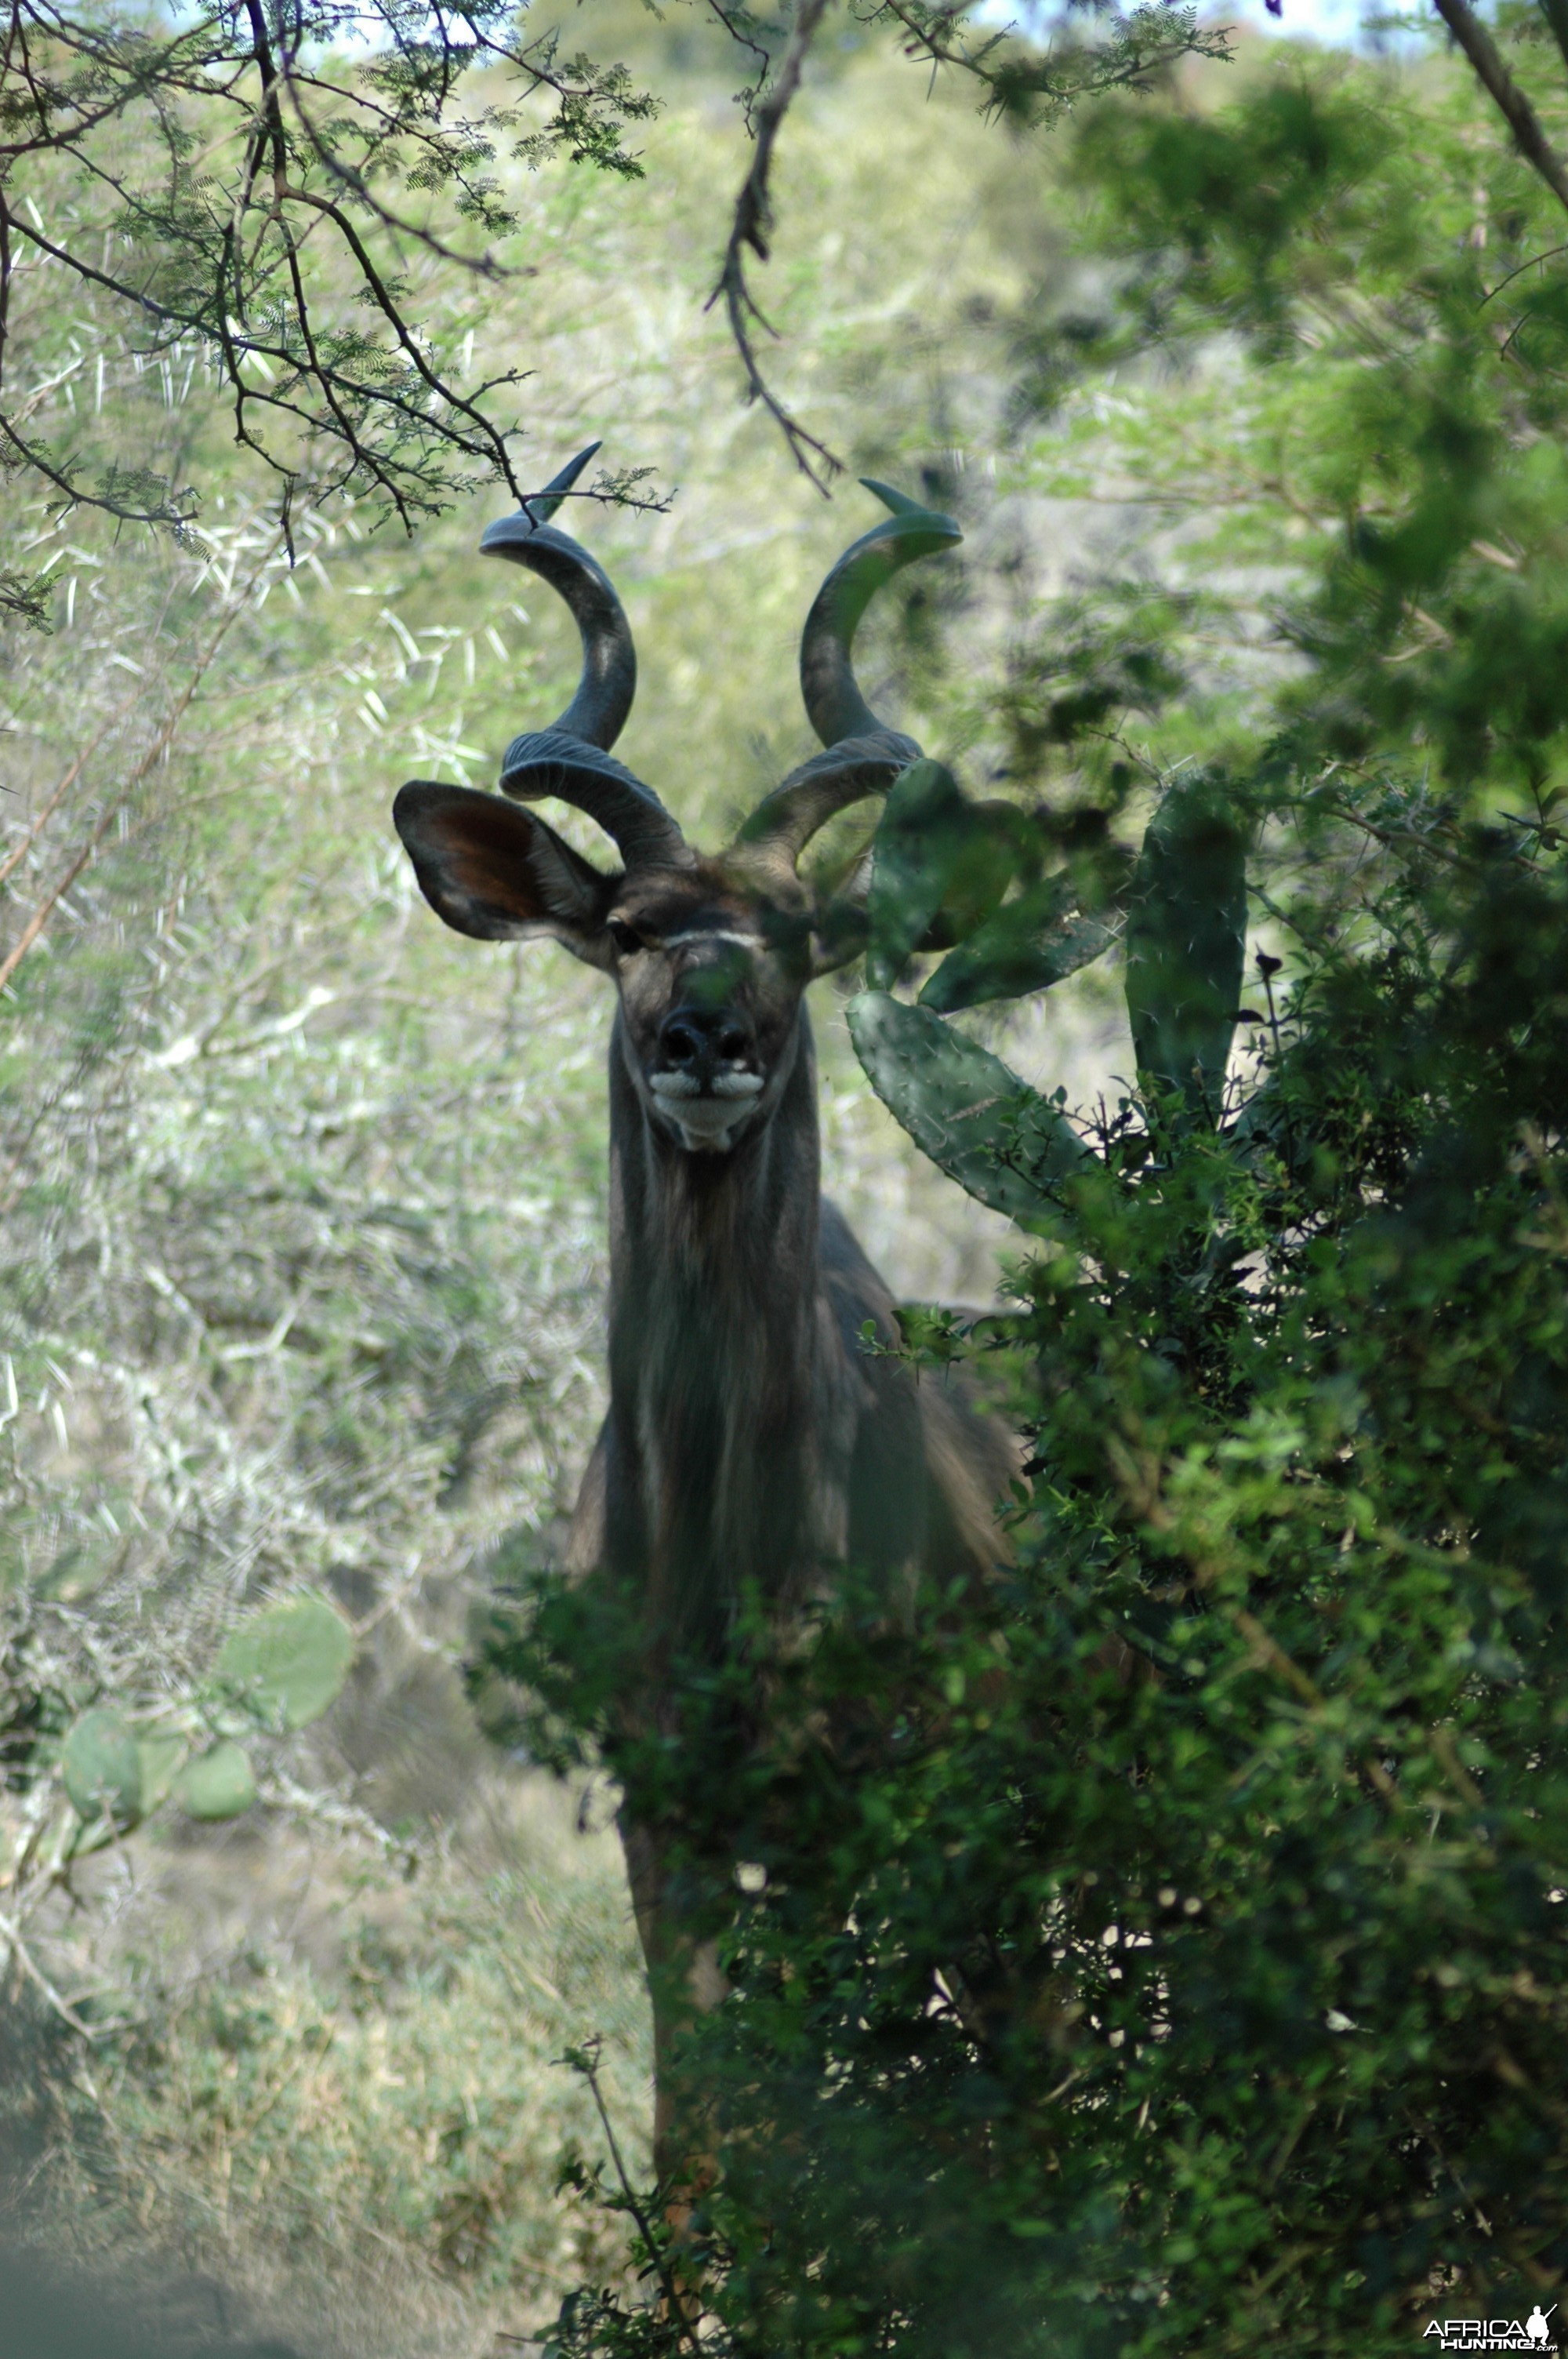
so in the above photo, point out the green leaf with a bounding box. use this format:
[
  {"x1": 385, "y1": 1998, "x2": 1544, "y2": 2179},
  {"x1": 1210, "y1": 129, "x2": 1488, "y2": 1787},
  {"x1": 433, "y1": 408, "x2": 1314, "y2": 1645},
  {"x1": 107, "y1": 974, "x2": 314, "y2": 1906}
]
[
  {"x1": 920, "y1": 875, "x2": 1117, "y2": 1012},
  {"x1": 174, "y1": 1741, "x2": 258, "y2": 1822},
  {"x1": 216, "y1": 1594, "x2": 354, "y2": 1731},
  {"x1": 61, "y1": 1708, "x2": 143, "y2": 1826},
  {"x1": 848, "y1": 990, "x2": 1090, "y2": 1224},
  {"x1": 1123, "y1": 776, "x2": 1247, "y2": 1122}
]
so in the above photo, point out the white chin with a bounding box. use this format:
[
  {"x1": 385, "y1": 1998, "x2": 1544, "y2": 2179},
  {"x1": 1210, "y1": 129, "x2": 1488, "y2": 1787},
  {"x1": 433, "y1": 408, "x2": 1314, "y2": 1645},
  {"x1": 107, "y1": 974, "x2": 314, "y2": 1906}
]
[{"x1": 652, "y1": 1097, "x2": 755, "y2": 1154}]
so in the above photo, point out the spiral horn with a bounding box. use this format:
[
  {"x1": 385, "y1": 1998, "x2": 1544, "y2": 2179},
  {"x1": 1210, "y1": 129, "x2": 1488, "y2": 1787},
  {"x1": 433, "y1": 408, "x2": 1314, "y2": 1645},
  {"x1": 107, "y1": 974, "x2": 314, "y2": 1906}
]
[
  {"x1": 734, "y1": 479, "x2": 960, "y2": 871},
  {"x1": 481, "y1": 445, "x2": 689, "y2": 871}
]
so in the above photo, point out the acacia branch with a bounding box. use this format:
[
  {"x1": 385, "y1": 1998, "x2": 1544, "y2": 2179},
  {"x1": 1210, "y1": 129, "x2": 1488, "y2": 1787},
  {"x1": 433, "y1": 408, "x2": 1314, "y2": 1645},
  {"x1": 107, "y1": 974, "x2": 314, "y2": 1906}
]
[
  {"x1": 280, "y1": 75, "x2": 514, "y2": 274},
  {"x1": 1428, "y1": 0, "x2": 1568, "y2": 216},
  {"x1": 0, "y1": 412, "x2": 197, "y2": 528},
  {"x1": 709, "y1": 0, "x2": 842, "y2": 493},
  {"x1": 270, "y1": 182, "x2": 525, "y2": 508},
  {"x1": 5, "y1": 209, "x2": 506, "y2": 522},
  {"x1": 0, "y1": 0, "x2": 664, "y2": 533}
]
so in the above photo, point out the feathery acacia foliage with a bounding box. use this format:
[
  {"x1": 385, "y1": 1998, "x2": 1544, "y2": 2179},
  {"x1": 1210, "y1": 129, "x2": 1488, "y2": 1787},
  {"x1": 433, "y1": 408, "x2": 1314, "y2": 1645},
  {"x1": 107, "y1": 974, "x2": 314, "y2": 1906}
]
[
  {"x1": 0, "y1": 0, "x2": 664, "y2": 551},
  {"x1": 0, "y1": 0, "x2": 1220, "y2": 576}
]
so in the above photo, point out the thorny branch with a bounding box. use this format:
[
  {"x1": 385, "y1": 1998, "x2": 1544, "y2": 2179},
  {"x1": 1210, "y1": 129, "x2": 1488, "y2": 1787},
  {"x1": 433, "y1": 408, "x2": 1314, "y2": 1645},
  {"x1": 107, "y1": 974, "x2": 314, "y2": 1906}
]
[
  {"x1": 703, "y1": 0, "x2": 1224, "y2": 491},
  {"x1": 0, "y1": 0, "x2": 666, "y2": 553}
]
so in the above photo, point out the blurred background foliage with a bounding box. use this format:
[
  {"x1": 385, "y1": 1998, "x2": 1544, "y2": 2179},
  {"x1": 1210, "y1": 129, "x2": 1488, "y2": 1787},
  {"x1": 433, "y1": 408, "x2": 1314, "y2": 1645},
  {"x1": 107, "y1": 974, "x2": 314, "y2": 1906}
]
[
  {"x1": 6, "y1": 0, "x2": 1568, "y2": 2350},
  {"x1": 0, "y1": 6, "x2": 1098, "y2": 2346}
]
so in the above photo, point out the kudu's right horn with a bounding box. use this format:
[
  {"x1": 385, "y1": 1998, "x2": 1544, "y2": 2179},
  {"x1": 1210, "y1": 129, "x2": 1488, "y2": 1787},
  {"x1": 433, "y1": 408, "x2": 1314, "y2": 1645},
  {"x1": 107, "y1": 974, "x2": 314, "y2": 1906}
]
[
  {"x1": 481, "y1": 444, "x2": 691, "y2": 871},
  {"x1": 733, "y1": 478, "x2": 961, "y2": 875}
]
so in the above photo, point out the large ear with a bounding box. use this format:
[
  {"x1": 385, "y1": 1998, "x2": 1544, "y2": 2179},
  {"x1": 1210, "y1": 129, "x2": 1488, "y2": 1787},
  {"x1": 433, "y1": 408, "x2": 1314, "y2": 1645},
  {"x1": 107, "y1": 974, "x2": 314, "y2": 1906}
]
[{"x1": 393, "y1": 781, "x2": 616, "y2": 965}]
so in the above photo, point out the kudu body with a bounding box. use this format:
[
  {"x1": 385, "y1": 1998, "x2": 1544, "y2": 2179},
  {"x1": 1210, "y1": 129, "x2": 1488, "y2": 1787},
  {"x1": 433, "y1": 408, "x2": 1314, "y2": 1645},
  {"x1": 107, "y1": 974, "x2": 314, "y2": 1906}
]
[{"x1": 394, "y1": 450, "x2": 1018, "y2": 2176}]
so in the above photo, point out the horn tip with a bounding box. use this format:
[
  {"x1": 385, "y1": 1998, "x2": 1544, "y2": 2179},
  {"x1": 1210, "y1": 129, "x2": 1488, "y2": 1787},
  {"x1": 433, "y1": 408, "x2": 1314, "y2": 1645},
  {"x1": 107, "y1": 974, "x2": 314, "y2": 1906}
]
[
  {"x1": 481, "y1": 442, "x2": 607, "y2": 551},
  {"x1": 858, "y1": 475, "x2": 963, "y2": 545},
  {"x1": 859, "y1": 474, "x2": 924, "y2": 517},
  {"x1": 533, "y1": 441, "x2": 604, "y2": 523}
]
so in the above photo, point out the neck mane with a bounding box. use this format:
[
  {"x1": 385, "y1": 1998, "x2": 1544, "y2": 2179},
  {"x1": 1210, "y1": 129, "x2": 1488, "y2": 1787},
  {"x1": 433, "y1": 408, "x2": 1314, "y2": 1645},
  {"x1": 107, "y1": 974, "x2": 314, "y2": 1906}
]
[{"x1": 604, "y1": 1005, "x2": 844, "y2": 1644}]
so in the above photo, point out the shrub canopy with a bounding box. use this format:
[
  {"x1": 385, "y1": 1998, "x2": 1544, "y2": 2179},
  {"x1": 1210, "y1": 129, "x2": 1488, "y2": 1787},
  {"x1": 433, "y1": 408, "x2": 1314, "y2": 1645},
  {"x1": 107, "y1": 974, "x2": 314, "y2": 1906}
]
[{"x1": 500, "y1": 34, "x2": 1568, "y2": 2357}]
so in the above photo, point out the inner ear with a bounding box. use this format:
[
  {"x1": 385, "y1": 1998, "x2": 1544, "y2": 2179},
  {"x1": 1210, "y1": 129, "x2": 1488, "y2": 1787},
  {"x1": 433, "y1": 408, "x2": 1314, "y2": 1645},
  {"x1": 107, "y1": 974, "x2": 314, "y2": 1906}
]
[{"x1": 394, "y1": 781, "x2": 615, "y2": 959}]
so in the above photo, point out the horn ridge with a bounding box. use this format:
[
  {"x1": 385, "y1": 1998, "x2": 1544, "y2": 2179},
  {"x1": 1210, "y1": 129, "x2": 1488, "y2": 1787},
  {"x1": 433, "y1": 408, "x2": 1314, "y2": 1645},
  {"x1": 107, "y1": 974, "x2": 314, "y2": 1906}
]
[
  {"x1": 799, "y1": 487, "x2": 962, "y2": 751},
  {"x1": 481, "y1": 514, "x2": 637, "y2": 753},
  {"x1": 481, "y1": 449, "x2": 690, "y2": 871},
  {"x1": 499, "y1": 728, "x2": 689, "y2": 871},
  {"x1": 732, "y1": 479, "x2": 959, "y2": 873},
  {"x1": 732, "y1": 731, "x2": 918, "y2": 873}
]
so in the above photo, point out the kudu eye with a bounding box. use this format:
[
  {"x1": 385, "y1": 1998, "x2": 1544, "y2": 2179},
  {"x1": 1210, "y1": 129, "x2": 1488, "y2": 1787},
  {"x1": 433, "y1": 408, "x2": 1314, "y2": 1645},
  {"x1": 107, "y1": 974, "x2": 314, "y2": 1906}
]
[{"x1": 608, "y1": 918, "x2": 644, "y2": 956}]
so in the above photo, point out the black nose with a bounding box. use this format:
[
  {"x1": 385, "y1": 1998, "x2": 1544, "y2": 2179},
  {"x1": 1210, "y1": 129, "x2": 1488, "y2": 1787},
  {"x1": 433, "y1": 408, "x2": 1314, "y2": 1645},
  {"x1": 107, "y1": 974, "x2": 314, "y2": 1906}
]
[{"x1": 659, "y1": 1006, "x2": 751, "y2": 1070}]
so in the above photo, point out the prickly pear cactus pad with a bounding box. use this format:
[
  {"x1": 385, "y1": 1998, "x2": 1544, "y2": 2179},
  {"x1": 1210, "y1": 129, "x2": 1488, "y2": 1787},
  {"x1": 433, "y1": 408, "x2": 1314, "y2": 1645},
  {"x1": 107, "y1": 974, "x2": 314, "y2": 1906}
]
[
  {"x1": 919, "y1": 879, "x2": 1116, "y2": 1015},
  {"x1": 135, "y1": 1730, "x2": 187, "y2": 1812},
  {"x1": 174, "y1": 1740, "x2": 260, "y2": 1821},
  {"x1": 846, "y1": 990, "x2": 1089, "y2": 1227},
  {"x1": 216, "y1": 1594, "x2": 354, "y2": 1732},
  {"x1": 866, "y1": 759, "x2": 1015, "y2": 987},
  {"x1": 61, "y1": 1707, "x2": 143, "y2": 1826},
  {"x1": 851, "y1": 765, "x2": 1250, "y2": 1219},
  {"x1": 1123, "y1": 776, "x2": 1247, "y2": 1123}
]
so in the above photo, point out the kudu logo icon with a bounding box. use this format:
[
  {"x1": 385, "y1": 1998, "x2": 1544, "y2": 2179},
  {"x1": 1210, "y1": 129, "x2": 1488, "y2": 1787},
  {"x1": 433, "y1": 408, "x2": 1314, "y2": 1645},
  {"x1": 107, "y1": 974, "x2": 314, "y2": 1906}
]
[{"x1": 1423, "y1": 2307, "x2": 1558, "y2": 2352}]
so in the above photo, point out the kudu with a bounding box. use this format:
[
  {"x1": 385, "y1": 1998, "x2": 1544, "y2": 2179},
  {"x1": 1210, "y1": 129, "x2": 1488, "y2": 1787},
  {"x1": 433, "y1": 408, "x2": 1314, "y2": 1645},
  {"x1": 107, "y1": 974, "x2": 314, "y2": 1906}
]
[{"x1": 393, "y1": 449, "x2": 1018, "y2": 2178}]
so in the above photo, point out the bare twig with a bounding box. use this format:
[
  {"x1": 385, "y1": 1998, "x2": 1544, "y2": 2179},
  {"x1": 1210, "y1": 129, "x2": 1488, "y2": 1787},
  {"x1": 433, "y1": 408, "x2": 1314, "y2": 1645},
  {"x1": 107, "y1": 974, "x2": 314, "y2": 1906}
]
[
  {"x1": 0, "y1": 1903, "x2": 103, "y2": 2037},
  {"x1": 1479, "y1": 240, "x2": 1568, "y2": 307},
  {"x1": 708, "y1": 0, "x2": 843, "y2": 493},
  {"x1": 575, "y1": 2035, "x2": 705, "y2": 2353}
]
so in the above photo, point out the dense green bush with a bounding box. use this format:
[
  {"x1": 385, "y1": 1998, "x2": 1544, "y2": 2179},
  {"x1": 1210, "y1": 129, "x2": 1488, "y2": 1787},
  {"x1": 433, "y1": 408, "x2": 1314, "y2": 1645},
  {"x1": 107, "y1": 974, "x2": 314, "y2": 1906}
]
[{"x1": 496, "y1": 38, "x2": 1568, "y2": 2358}]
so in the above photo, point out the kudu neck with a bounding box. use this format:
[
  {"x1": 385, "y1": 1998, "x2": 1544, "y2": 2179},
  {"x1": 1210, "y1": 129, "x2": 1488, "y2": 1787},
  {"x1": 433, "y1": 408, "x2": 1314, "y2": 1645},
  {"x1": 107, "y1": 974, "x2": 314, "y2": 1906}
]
[
  {"x1": 606, "y1": 1004, "x2": 822, "y2": 1328},
  {"x1": 604, "y1": 1002, "x2": 833, "y2": 1636}
]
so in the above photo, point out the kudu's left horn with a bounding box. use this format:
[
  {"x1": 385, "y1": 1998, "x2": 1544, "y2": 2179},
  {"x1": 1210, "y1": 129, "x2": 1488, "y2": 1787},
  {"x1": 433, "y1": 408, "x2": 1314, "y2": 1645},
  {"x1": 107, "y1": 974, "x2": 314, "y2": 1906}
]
[
  {"x1": 481, "y1": 444, "x2": 690, "y2": 871},
  {"x1": 733, "y1": 478, "x2": 961, "y2": 874}
]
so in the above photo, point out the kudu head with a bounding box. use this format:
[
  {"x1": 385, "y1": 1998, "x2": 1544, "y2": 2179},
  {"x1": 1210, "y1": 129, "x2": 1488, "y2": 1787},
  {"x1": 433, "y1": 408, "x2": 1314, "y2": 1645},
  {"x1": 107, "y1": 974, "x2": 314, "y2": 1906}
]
[{"x1": 394, "y1": 447, "x2": 959, "y2": 1154}]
